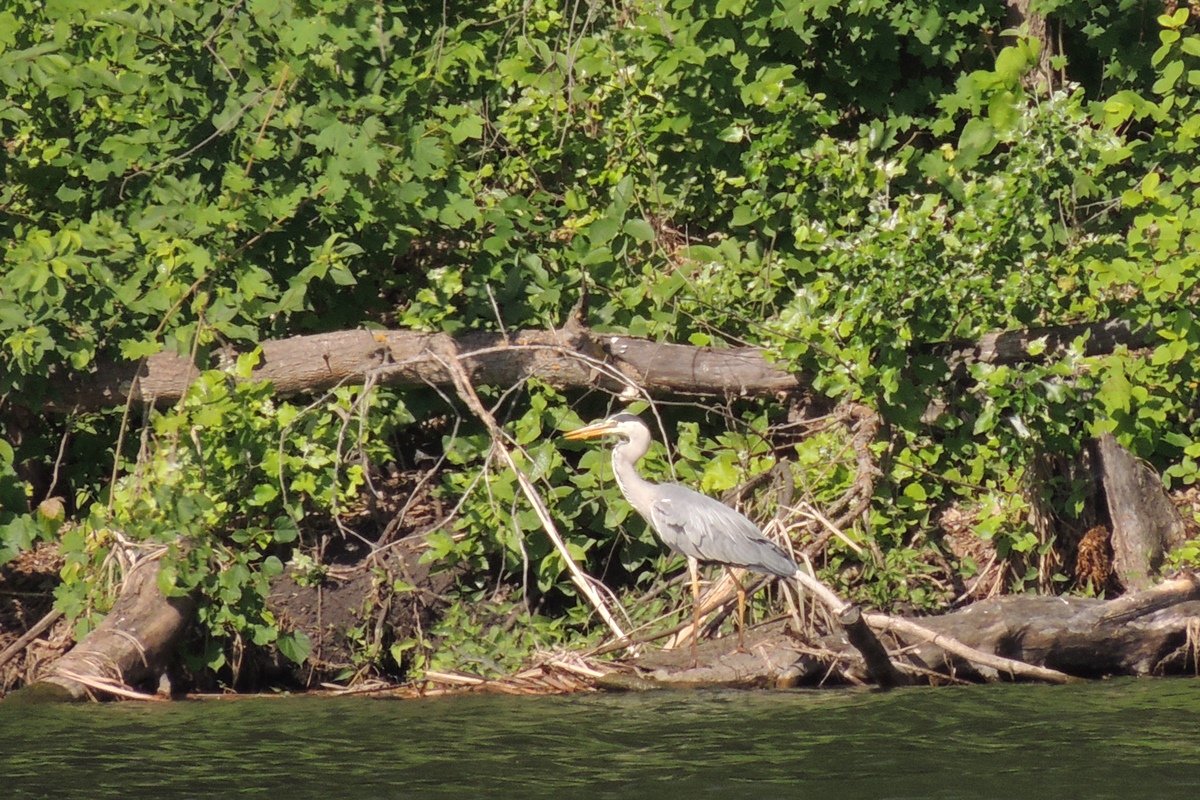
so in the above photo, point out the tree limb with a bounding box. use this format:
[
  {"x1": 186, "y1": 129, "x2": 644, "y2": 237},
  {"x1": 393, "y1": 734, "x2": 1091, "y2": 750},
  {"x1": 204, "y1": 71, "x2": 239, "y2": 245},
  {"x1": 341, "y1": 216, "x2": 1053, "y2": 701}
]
[{"x1": 42, "y1": 319, "x2": 1151, "y2": 412}]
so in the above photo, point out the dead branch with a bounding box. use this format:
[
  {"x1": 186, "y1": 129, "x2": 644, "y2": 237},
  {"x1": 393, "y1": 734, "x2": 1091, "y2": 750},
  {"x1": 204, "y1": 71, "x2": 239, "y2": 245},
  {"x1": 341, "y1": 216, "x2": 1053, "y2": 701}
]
[
  {"x1": 861, "y1": 612, "x2": 1075, "y2": 684},
  {"x1": 1097, "y1": 572, "x2": 1200, "y2": 625},
  {"x1": 0, "y1": 608, "x2": 63, "y2": 671},
  {"x1": 436, "y1": 346, "x2": 630, "y2": 644},
  {"x1": 795, "y1": 403, "x2": 879, "y2": 558},
  {"x1": 42, "y1": 319, "x2": 1151, "y2": 413}
]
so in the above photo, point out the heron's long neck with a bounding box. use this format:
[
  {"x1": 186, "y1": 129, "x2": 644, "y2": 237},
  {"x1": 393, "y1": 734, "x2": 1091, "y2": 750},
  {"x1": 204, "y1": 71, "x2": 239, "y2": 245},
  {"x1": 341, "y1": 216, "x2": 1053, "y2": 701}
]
[{"x1": 611, "y1": 436, "x2": 658, "y2": 520}]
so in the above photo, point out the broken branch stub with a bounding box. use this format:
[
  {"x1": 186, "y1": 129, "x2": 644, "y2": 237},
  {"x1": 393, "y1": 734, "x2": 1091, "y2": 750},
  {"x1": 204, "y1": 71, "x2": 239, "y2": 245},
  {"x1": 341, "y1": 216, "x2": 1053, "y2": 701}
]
[{"x1": 1096, "y1": 434, "x2": 1189, "y2": 591}]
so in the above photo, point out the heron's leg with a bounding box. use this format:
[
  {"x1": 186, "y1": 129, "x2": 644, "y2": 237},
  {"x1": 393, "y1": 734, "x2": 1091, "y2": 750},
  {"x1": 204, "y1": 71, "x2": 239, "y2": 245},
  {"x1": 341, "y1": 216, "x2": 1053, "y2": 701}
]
[
  {"x1": 725, "y1": 568, "x2": 748, "y2": 652},
  {"x1": 687, "y1": 555, "x2": 701, "y2": 666}
]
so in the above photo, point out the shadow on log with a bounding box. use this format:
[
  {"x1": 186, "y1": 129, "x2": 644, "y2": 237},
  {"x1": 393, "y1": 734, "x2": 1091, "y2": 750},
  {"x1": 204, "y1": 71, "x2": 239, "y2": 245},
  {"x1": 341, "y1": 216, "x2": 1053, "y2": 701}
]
[{"x1": 626, "y1": 572, "x2": 1200, "y2": 688}]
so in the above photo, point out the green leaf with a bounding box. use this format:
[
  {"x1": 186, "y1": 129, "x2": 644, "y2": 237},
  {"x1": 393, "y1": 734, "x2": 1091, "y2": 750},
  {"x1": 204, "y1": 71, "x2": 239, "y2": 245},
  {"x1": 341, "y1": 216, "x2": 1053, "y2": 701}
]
[
  {"x1": 449, "y1": 113, "x2": 484, "y2": 144},
  {"x1": 273, "y1": 518, "x2": 300, "y2": 544},
  {"x1": 717, "y1": 125, "x2": 747, "y2": 143},
  {"x1": 588, "y1": 216, "x2": 620, "y2": 245},
  {"x1": 731, "y1": 205, "x2": 757, "y2": 226},
  {"x1": 262, "y1": 555, "x2": 284, "y2": 578},
  {"x1": 156, "y1": 562, "x2": 183, "y2": 597},
  {"x1": 1154, "y1": 59, "x2": 1184, "y2": 94},
  {"x1": 955, "y1": 118, "x2": 997, "y2": 166},
  {"x1": 994, "y1": 46, "x2": 1028, "y2": 85},
  {"x1": 277, "y1": 630, "x2": 312, "y2": 665},
  {"x1": 623, "y1": 218, "x2": 656, "y2": 243},
  {"x1": 119, "y1": 339, "x2": 162, "y2": 360}
]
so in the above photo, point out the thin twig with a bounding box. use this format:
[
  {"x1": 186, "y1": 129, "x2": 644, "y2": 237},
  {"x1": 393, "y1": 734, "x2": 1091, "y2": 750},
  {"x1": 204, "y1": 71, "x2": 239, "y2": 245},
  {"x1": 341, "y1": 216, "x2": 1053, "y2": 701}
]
[
  {"x1": 434, "y1": 347, "x2": 630, "y2": 644},
  {"x1": 794, "y1": 501, "x2": 865, "y2": 555},
  {"x1": 0, "y1": 609, "x2": 63, "y2": 669}
]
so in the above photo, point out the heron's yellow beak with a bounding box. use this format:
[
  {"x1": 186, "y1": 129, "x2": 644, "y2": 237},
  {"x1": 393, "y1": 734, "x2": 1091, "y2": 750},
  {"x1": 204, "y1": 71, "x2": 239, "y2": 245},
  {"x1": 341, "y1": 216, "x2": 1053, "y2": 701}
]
[{"x1": 562, "y1": 420, "x2": 617, "y2": 440}]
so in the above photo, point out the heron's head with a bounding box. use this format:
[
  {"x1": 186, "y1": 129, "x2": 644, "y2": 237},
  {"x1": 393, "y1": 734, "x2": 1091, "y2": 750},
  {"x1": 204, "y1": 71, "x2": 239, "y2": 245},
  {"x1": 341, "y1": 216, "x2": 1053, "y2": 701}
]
[{"x1": 563, "y1": 412, "x2": 646, "y2": 442}]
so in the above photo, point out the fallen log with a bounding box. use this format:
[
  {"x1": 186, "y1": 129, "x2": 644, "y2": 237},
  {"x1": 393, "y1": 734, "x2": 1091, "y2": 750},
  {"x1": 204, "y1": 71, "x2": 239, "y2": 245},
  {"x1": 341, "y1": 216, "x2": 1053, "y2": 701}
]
[
  {"x1": 43, "y1": 319, "x2": 1150, "y2": 412},
  {"x1": 631, "y1": 571, "x2": 1200, "y2": 687},
  {"x1": 937, "y1": 318, "x2": 1150, "y2": 377},
  {"x1": 15, "y1": 556, "x2": 193, "y2": 701},
  {"x1": 46, "y1": 328, "x2": 802, "y2": 412}
]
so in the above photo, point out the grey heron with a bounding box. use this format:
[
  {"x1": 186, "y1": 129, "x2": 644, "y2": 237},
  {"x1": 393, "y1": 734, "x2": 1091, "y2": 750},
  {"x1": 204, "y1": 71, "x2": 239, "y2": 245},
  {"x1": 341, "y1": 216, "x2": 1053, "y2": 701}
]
[{"x1": 564, "y1": 412, "x2": 799, "y2": 658}]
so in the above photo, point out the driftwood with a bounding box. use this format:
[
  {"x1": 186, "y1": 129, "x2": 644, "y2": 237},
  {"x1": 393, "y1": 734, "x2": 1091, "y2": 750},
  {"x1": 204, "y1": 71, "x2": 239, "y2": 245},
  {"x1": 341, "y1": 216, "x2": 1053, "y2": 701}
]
[
  {"x1": 1095, "y1": 434, "x2": 1189, "y2": 591},
  {"x1": 43, "y1": 319, "x2": 1150, "y2": 412},
  {"x1": 838, "y1": 605, "x2": 909, "y2": 688},
  {"x1": 631, "y1": 572, "x2": 1200, "y2": 688},
  {"x1": 17, "y1": 557, "x2": 193, "y2": 701}
]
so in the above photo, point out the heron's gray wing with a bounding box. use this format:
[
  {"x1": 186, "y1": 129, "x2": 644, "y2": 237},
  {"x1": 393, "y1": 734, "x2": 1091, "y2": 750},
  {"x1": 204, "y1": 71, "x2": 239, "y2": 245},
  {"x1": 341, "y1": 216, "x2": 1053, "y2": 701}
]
[{"x1": 649, "y1": 484, "x2": 797, "y2": 578}]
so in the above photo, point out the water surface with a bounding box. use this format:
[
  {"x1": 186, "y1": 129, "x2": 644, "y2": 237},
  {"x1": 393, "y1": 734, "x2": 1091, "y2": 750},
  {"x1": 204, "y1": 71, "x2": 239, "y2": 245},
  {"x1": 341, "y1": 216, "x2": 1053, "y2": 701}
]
[{"x1": 2, "y1": 679, "x2": 1198, "y2": 798}]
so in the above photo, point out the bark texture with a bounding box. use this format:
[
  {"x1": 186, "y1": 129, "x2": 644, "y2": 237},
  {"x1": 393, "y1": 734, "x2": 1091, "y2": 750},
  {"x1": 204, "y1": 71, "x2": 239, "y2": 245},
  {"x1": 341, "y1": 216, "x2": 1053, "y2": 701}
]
[
  {"x1": 632, "y1": 572, "x2": 1200, "y2": 688},
  {"x1": 25, "y1": 558, "x2": 193, "y2": 700},
  {"x1": 44, "y1": 319, "x2": 1150, "y2": 412},
  {"x1": 1096, "y1": 434, "x2": 1189, "y2": 591}
]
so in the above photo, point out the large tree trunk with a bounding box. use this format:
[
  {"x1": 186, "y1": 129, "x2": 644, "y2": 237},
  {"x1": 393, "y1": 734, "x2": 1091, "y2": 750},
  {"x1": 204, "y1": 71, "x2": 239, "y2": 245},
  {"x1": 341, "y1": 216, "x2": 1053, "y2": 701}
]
[
  {"x1": 44, "y1": 319, "x2": 1150, "y2": 413},
  {"x1": 1005, "y1": 0, "x2": 1057, "y2": 91}
]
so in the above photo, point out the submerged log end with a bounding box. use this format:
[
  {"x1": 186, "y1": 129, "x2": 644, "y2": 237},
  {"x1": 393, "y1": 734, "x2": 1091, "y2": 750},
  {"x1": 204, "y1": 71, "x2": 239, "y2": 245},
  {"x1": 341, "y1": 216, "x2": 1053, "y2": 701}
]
[
  {"x1": 4, "y1": 680, "x2": 78, "y2": 705},
  {"x1": 838, "y1": 605, "x2": 910, "y2": 688}
]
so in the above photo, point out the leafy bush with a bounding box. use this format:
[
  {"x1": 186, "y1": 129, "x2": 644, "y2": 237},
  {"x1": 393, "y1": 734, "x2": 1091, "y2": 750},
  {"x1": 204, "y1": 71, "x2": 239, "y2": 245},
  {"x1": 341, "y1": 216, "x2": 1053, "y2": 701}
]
[{"x1": 2, "y1": 1, "x2": 1199, "y2": 681}]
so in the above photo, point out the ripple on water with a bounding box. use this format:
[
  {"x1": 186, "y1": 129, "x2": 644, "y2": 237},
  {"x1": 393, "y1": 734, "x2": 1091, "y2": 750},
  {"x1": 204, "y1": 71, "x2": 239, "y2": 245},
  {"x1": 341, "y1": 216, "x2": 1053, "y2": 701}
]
[{"x1": 2, "y1": 679, "x2": 1199, "y2": 799}]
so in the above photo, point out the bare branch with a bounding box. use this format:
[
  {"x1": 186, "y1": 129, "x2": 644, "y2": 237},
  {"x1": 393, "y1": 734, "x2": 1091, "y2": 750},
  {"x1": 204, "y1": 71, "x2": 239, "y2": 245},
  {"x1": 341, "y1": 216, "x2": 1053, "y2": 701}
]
[{"x1": 433, "y1": 345, "x2": 631, "y2": 644}]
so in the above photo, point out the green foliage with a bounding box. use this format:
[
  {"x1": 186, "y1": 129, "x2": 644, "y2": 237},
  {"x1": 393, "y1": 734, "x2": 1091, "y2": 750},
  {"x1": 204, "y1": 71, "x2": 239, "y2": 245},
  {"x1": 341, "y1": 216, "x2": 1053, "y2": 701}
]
[
  {"x1": 4, "y1": 1, "x2": 1200, "y2": 681},
  {"x1": 55, "y1": 355, "x2": 392, "y2": 664},
  {"x1": 409, "y1": 598, "x2": 603, "y2": 680}
]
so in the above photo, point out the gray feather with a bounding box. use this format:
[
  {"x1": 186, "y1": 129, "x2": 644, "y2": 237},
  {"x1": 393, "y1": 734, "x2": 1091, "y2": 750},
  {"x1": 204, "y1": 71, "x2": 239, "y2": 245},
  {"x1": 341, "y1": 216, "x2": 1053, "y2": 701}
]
[{"x1": 650, "y1": 484, "x2": 798, "y2": 578}]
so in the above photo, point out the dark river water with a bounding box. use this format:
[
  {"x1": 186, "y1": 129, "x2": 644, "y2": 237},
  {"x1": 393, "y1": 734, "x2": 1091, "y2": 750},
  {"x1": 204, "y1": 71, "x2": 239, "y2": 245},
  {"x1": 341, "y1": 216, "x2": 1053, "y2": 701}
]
[{"x1": 2, "y1": 679, "x2": 1199, "y2": 799}]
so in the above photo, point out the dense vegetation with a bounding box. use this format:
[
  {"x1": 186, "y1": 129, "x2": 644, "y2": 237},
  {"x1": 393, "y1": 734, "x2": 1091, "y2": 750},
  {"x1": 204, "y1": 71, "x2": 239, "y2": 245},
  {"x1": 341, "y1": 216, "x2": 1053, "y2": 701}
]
[{"x1": 2, "y1": 0, "x2": 1198, "y2": 686}]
